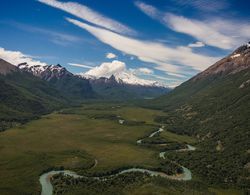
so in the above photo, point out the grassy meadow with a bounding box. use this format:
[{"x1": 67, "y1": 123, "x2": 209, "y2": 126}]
[
  {"x1": 0, "y1": 103, "x2": 165, "y2": 194},
  {"x1": 0, "y1": 102, "x2": 243, "y2": 194}
]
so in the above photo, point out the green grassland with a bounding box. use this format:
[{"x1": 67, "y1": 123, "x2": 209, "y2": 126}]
[
  {"x1": 0, "y1": 103, "x2": 165, "y2": 194},
  {"x1": 0, "y1": 103, "x2": 243, "y2": 194}
]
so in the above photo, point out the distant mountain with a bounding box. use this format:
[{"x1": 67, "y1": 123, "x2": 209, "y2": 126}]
[
  {"x1": 79, "y1": 71, "x2": 170, "y2": 100},
  {"x1": 17, "y1": 63, "x2": 167, "y2": 100},
  {"x1": 17, "y1": 63, "x2": 94, "y2": 99},
  {"x1": 0, "y1": 59, "x2": 67, "y2": 131},
  {"x1": 80, "y1": 70, "x2": 165, "y2": 87},
  {"x1": 145, "y1": 43, "x2": 250, "y2": 187}
]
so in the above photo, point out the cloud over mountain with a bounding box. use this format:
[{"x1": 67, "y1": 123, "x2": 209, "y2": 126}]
[
  {"x1": 85, "y1": 60, "x2": 126, "y2": 78},
  {"x1": 0, "y1": 47, "x2": 46, "y2": 66}
]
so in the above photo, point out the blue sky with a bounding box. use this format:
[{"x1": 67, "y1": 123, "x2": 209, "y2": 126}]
[{"x1": 0, "y1": 0, "x2": 250, "y2": 87}]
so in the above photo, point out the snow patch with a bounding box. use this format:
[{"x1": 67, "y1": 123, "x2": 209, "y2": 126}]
[
  {"x1": 113, "y1": 71, "x2": 164, "y2": 87},
  {"x1": 231, "y1": 54, "x2": 241, "y2": 59}
]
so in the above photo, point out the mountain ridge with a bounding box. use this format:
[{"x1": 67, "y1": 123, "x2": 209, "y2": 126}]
[
  {"x1": 79, "y1": 73, "x2": 170, "y2": 100},
  {"x1": 16, "y1": 62, "x2": 169, "y2": 100},
  {"x1": 17, "y1": 62, "x2": 95, "y2": 99},
  {"x1": 79, "y1": 71, "x2": 167, "y2": 88},
  {"x1": 193, "y1": 43, "x2": 250, "y2": 81}
]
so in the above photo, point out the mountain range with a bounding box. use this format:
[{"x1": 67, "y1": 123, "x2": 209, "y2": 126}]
[
  {"x1": 79, "y1": 72, "x2": 169, "y2": 100},
  {"x1": 17, "y1": 62, "x2": 170, "y2": 100},
  {"x1": 17, "y1": 63, "x2": 94, "y2": 99},
  {"x1": 79, "y1": 70, "x2": 165, "y2": 87}
]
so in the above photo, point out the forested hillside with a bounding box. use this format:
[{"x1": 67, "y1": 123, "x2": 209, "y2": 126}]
[{"x1": 145, "y1": 45, "x2": 250, "y2": 189}]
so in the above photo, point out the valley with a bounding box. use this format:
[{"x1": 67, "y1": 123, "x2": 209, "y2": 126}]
[
  {"x1": 0, "y1": 44, "x2": 249, "y2": 194},
  {"x1": 0, "y1": 3, "x2": 249, "y2": 192},
  {"x1": 0, "y1": 103, "x2": 245, "y2": 195}
]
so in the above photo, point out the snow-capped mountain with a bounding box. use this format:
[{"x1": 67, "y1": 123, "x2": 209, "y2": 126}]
[
  {"x1": 16, "y1": 62, "x2": 169, "y2": 100},
  {"x1": 18, "y1": 62, "x2": 166, "y2": 88},
  {"x1": 78, "y1": 70, "x2": 166, "y2": 88},
  {"x1": 17, "y1": 63, "x2": 72, "y2": 81},
  {"x1": 78, "y1": 71, "x2": 170, "y2": 99},
  {"x1": 17, "y1": 63, "x2": 94, "y2": 98}
]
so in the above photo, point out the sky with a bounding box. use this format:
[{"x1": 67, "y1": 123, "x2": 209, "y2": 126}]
[{"x1": 0, "y1": 0, "x2": 250, "y2": 87}]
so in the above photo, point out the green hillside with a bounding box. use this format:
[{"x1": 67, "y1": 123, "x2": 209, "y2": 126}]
[
  {"x1": 143, "y1": 48, "x2": 250, "y2": 190},
  {"x1": 0, "y1": 61, "x2": 68, "y2": 131}
]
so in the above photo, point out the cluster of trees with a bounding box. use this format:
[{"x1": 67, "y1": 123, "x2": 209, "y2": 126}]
[
  {"x1": 51, "y1": 170, "x2": 216, "y2": 195},
  {"x1": 51, "y1": 172, "x2": 151, "y2": 195}
]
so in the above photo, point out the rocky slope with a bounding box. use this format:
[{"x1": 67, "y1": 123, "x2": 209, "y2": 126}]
[{"x1": 193, "y1": 43, "x2": 250, "y2": 81}]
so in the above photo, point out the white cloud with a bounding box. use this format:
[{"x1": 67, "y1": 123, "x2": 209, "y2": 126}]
[
  {"x1": 84, "y1": 60, "x2": 169, "y2": 87},
  {"x1": 106, "y1": 52, "x2": 116, "y2": 59},
  {"x1": 138, "y1": 67, "x2": 154, "y2": 74},
  {"x1": 0, "y1": 47, "x2": 47, "y2": 66},
  {"x1": 130, "y1": 67, "x2": 154, "y2": 75},
  {"x1": 188, "y1": 41, "x2": 205, "y2": 48},
  {"x1": 135, "y1": 2, "x2": 162, "y2": 20},
  {"x1": 66, "y1": 18, "x2": 219, "y2": 75},
  {"x1": 135, "y1": 1, "x2": 159, "y2": 19},
  {"x1": 38, "y1": 0, "x2": 134, "y2": 35},
  {"x1": 68, "y1": 63, "x2": 94, "y2": 69},
  {"x1": 135, "y1": 2, "x2": 250, "y2": 50},
  {"x1": 209, "y1": 19, "x2": 250, "y2": 44},
  {"x1": 163, "y1": 14, "x2": 235, "y2": 49},
  {"x1": 85, "y1": 60, "x2": 125, "y2": 78}
]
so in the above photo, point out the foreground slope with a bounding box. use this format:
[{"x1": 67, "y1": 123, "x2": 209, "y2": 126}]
[{"x1": 146, "y1": 44, "x2": 250, "y2": 188}]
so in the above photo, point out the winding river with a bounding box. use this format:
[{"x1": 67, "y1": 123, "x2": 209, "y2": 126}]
[{"x1": 39, "y1": 126, "x2": 196, "y2": 195}]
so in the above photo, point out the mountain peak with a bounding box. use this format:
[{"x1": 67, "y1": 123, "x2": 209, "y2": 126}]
[
  {"x1": 17, "y1": 62, "x2": 72, "y2": 81},
  {"x1": 193, "y1": 43, "x2": 250, "y2": 81},
  {"x1": 233, "y1": 42, "x2": 250, "y2": 54},
  {"x1": 109, "y1": 74, "x2": 116, "y2": 81}
]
